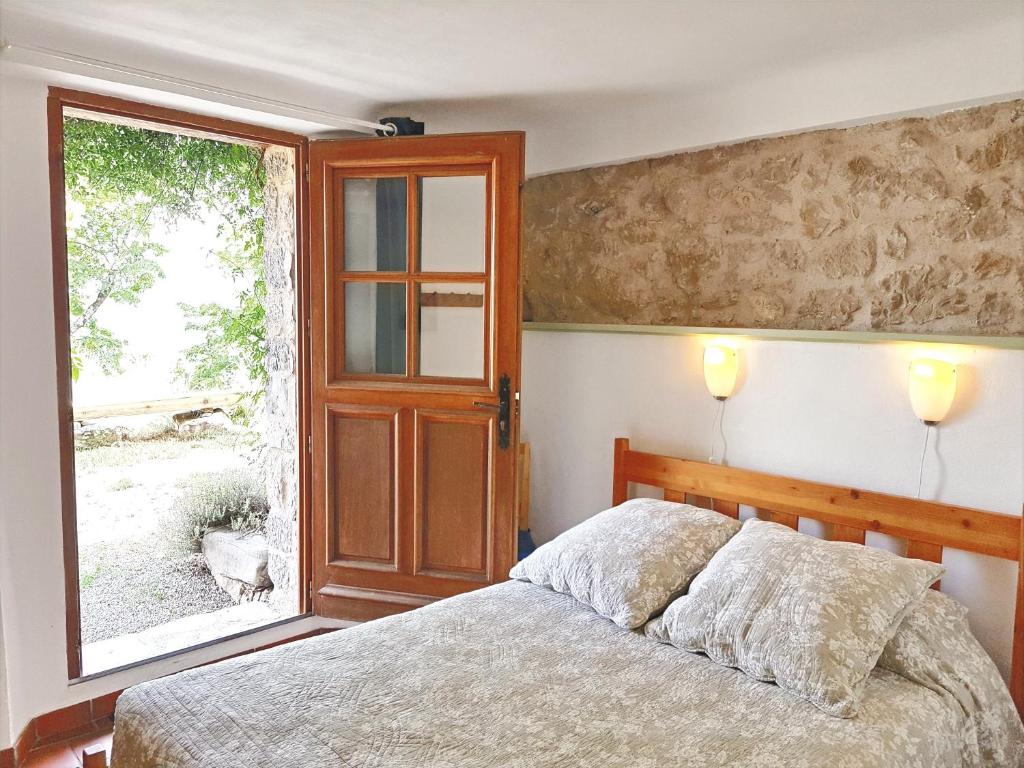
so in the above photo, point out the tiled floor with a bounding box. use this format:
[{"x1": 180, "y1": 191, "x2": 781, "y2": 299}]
[{"x1": 21, "y1": 732, "x2": 112, "y2": 768}]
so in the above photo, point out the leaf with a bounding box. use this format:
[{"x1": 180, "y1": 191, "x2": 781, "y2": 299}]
[{"x1": 63, "y1": 117, "x2": 266, "y2": 379}]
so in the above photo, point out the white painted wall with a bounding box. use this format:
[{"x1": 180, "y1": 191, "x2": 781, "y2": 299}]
[{"x1": 520, "y1": 331, "x2": 1024, "y2": 677}]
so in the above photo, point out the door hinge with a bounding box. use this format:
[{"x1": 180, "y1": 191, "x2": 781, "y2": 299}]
[
  {"x1": 305, "y1": 163, "x2": 310, "y2": 182},
  {"x1": 307, "y1": 434, "x2": 312, "y2": 453},
  {"x1": 308, "y1": 581, "x2": 313, "y2": 600}
]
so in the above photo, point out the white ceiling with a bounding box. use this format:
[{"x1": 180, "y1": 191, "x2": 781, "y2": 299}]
[
  {"x1": 2, "y1": 1, "x2": 1022, "y2": 171},
  {"x1": 3, "y1": 0, "x2": 1021, "y2": 109}
]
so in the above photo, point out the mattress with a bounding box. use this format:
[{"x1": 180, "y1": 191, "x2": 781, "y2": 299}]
[{"x1": 111, "y1": 580, "x2": 982, "y2": 767}]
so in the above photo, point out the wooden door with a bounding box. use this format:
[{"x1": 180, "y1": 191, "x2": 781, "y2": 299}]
[{"x1": 309, "y1": 133, "x2": 524, "y2": 621}]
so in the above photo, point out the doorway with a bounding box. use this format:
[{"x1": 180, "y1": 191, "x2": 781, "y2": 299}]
[
  {"x1": 50, "y1": 89, "x2": 524, "y2": 674},
  {"x1": 48, "y1": 89, "x2": 311, "y2": 678}
]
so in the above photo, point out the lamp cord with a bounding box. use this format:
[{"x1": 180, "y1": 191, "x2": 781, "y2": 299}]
[
  {"x1": 708, "y1": 399, "x2": 726, "y2": 464},
  {"x1": 915, "y1": 423, "x2": 932, "y2": 499}
]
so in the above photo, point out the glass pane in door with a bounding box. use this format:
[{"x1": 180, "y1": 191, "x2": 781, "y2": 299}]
[
  {"x1": 343, "y1": 178, "x2": 407, "y2": 271},
  {"x1": 416, "y1": 282, "x2": 485, "y2": 379},
  {"x1": 419, "y1": 176, "x2": 486, "y2": 272},
  {"x1": 344, "y1": 282, "x2": 406, "y2": 374}
]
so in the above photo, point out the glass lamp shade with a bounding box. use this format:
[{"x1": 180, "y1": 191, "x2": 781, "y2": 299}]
[
  {"x1": 908, "y1": 358, "x2": 956, "y2": 425},
  {"x1": 703, "y1": 345, "x2": 738, "y2": 400}
]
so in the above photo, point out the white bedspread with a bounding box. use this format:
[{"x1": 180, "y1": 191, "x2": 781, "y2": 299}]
[{"x1": 111, "y1": 580, "x2": 1023, "y2": 767}]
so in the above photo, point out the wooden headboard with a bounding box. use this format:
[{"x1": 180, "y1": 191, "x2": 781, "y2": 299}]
[{"x1": 612, "y1": 437, "x2": 1024, "y2": 718}]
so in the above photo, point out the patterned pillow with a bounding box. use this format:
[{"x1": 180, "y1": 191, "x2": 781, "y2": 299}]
[
  {"x1": 878, "y1": 590, "x2": 1024, "y2": 765},
  {"x1": 509, "y1": 498, "x2": 741, "y2": 629},
  {"x1": 646, "y1": 518, "x2": 943, "y2": 717}
]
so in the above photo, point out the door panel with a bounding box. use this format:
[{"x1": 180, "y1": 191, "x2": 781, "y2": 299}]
[
  {"x1": 419, "y1": 175, "x2": 487, "y2": 272},
  {"x1": 341, "y1": 177, "x2": 408, "y2": 272},
  {"x1": 341, "y1": 282, "x2": 407, "y2": 376},
  {"x1": 416, "y1": 410, "x2": 491, "y2": 579},
  {"x1": 416, "y1": 282, "x2": 486, "y2": 379},
  {"x1": 328, "y1": 406, "x2": 398, "y2": 569},
  {"x1": 310, "y1": 132, "x2": 524, "y2": 621}
]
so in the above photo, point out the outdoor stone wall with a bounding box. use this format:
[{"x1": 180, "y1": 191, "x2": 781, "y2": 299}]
[
  {"x1": 522, "y1": 99, "x2": 1024, "y2": 335},
  {"x1": 261, "y1": 146, "x2": 299, "y2": 609}
]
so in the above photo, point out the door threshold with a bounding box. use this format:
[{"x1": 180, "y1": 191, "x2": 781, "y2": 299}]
[{"x1": 71, "y1": 611, "x2": 312, "y2": 684}]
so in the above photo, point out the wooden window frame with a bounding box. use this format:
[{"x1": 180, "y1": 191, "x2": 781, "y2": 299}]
[
  {"x1": 46, "y1": 87, "x2": 313, "y2": 681},
  {"x1": 330, "y1": 164, "x2": 494, "y2": 388}
]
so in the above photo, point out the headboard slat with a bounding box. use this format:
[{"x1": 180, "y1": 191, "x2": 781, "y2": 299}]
[
  {"x1": 830, "y1": 524, "x2": 866, "y2": 545},
  {"x1": 906, "y1": 540, "x2": 944, "y2": 591},
  {"x1": 611, "y1": 437, "x2": 1024, "y2": 718},
  {"x1": 906, "y1": 540, "x2": 944, "y2": 563},
  {"x1": 712, "y1": 499, "x2": 739, "y2": 519},
  {"x1": 764, "y1": 509, "x2": 799, "y2": 530}
]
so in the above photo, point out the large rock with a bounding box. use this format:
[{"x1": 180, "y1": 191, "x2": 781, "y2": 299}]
[
  {"x1": 174, "y1": 409, "x2": 234, "y2": 436},
  {"x1": 201, "y1": 527, "x2": 273, "y2": 603}
]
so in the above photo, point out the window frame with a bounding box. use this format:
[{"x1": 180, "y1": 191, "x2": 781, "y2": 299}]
[{"x1": 46, "y1": 87, "x2": 313, "y2": 681}]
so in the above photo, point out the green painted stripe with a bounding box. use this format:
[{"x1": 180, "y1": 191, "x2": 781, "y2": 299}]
[{"x1": 522, "y1": 322, "x2": 1024, "y2": 349}]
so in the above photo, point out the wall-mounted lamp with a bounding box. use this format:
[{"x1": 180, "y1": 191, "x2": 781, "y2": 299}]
[
  {"x1": 703, "y1": 344, "x2": 738, "y2": 401},
  {"x1": 702, "y1": 343, "x2": 739, "y2": 465},
  {"x1": 908, "y1": 357, "x2": 957, "y2": 499},
  {"x1": 908, "y1": 358, "x2": 957, "y2": 426}
]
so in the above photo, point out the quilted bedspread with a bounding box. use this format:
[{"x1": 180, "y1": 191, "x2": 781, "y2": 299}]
[{"x1": 111, "y1": 580, "x2": 1020, "y2": 767}]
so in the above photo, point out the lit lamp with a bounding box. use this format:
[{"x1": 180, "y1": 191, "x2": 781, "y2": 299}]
[
  {"x1": 908, "y1": 358, "x2": 957, "y2": 425},
  {"x1": 703, "y1": 343, "x2": 738, "y2": 465},
  {"x1": 703, "y1": 344, "x2": 738, "y2": 400}
]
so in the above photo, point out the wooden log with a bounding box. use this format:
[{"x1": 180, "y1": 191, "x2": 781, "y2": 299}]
[{"x1": 74, "y1": 390, "x2": 243, "y2": 421}]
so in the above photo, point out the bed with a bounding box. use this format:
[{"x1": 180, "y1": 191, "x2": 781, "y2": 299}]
[{"x1": 111, "y1": 438, "x2": 1024, "y2": 767}]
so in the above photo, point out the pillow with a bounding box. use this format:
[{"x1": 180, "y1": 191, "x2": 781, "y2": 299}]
[
  {"x1": 509, "y1": 498, "x2": 741, "y2": 629},
  {"x1": 645, "y1": 518, "x2": 943, "y2": 717},
  {"x1": 878, "y1": 590, "x2": 1024, "y2": 765}
]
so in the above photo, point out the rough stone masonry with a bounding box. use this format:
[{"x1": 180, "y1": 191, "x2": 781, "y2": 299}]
[
  {"x1": 261, "y1": 146, "x2": 300, "y2": 609},
  {"x1": 522, "y1": 99, "x2": 1024, "y2": 335}
]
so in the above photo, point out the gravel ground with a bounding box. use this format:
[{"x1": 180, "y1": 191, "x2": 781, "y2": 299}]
[
  {"x1": 79, "y1": 544, "x2": 233, "y2": 643},
  {"x1": 75, "y1": 430, "x2": 252, "y2": 643}
]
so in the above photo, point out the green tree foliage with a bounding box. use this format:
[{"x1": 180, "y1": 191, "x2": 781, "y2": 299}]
[
  {"x1": 67, "y1": 201, "x2": 165, "y2": 373},
  {"x1": 62, "y1": 117, "x2": 267, "y2": 392},
  {"x1": 176, "y1": 282, "x2": 268, "y2": 391},
  {"x1": 63, "y1": 117, "x2": 264, "y2": 221}
]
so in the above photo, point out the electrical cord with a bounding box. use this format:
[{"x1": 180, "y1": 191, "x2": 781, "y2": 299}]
[
  {"x1": 915, "y1": 423, "x2": 932, "y2": 499},
  {"x1": 708, "y1": 398, "x2": 726, "y2": 464}
]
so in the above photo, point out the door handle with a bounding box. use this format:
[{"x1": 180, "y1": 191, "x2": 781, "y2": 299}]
[{"x1": 473, "y1": 374, "x2": 512, "y2": 450}]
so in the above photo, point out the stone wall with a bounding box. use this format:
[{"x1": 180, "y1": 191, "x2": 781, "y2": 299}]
[
  {"x1": 523, "y1": 99, "x2": 1024, "y2": 335},
  {"x1": 261, "y1": 146, "x2": 299, "y2": 609}
]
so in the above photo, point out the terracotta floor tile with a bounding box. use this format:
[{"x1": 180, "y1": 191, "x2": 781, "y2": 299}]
[
  {"x1": 21, "y1": 742, "x2": 80, "y2": 768},
  {"x1": 24, "y1": 729, "x2": 113, "y2": 768},
  {"x1": 34, "y1": 703, "x2": 91, "y2": 742}
]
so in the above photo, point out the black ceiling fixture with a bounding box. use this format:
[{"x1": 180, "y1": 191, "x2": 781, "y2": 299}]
[{"x1": 376, "y1": 117, "x2": 425, "y2": 137}]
